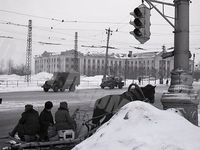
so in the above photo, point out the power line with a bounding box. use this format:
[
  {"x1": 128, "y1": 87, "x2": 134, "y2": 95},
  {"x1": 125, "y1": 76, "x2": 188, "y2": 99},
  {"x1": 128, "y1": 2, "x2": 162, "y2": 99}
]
[{"x1": 1, "y1": 9, "x2": 200, "y2": 27}]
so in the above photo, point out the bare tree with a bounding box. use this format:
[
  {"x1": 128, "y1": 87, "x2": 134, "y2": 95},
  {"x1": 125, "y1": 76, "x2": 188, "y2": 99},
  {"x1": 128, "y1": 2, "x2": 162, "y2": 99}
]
[
  {"x1": 7, "y1": 59, "x2": 14, "y2": 75},
  {"x1": 0, "y1": 59, "x2": 5, "y2": 74}
]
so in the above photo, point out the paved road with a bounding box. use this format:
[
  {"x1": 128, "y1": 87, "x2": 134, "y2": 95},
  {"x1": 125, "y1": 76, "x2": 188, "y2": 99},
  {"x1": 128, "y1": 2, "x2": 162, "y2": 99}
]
[
  {"x1": 0, "y1": 86, "x2": 166, "y2": 148},
  {"x1": 0, "y1": 86, "x2": 165, "y2": 110}
]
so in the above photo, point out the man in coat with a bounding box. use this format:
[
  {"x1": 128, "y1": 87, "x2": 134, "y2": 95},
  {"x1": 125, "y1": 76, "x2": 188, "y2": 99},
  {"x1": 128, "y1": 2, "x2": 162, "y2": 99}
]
[
  {"x1": 9, "y1": 104, "x2": 40, "y2": 141},
  {"x1": 39, "y1": 101, "x2": 54, "y2": 141},
  {"x1": 55, "y1": 102, "x2": 76, "y2": 131}
]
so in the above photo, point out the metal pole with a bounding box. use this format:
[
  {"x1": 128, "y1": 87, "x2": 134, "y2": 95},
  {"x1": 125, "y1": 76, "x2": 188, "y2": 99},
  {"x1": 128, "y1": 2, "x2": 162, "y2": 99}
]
[
  {"x1": 25, "y1": 20, "x2": 32, "y2": 82},
  {"x1": 174, "y1": 0, "x2": 189, "y2": 71},
  {"x1": 161, "y1": 0, "x2": 199, "y2": 125},
  {"x1": 103, "y1": 28, "x2": 112, "y2": 80},
  {"x1": 193, "y1": 53, "x2": 195, "y2": 73},
  {"x1": 74, "y1": 32, "x2": 79, "y2": 72}
]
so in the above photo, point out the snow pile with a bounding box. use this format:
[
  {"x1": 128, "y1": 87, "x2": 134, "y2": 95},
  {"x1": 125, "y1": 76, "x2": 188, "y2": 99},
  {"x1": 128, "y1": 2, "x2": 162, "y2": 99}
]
[
  {"x1": 31, "y1": 72, "x2": 53, "y2": 80},
  {"x1": 0, "y1": 74, "x2": 24, "y2": 81},
  {"x1": 80, "y1": 75, "x2": 103, "y2": 89},
  {"x1": 73, "y1": 101, "x2": 200, "y2": 150}
]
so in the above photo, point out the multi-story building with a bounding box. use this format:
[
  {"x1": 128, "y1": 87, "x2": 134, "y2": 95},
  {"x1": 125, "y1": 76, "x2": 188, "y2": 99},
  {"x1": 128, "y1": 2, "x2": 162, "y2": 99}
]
[
  {"x1": 34, "y1": 49, "x2": 193, "y2": 79},
  {"x1": 35, "y1": 50, "x2": 83, "y2": 73}
]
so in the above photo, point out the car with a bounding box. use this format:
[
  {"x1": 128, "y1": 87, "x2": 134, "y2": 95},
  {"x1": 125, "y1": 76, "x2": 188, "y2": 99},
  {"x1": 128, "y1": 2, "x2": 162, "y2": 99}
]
[{"x1": 100, "y1": 76, "x2": 124, "y2": 89}]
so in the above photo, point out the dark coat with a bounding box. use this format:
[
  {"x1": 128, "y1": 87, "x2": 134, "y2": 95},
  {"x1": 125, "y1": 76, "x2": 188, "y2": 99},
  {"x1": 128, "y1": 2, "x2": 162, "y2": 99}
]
[
  {"x1": 39, "y1": 109, "x2": 54, "y2": 140},
  {"x1": 18, "y1": 108, "x2": 40, "y2": 136},
  {"x1": 55, "y1": 102, "x2": 75, "y2": 131}
]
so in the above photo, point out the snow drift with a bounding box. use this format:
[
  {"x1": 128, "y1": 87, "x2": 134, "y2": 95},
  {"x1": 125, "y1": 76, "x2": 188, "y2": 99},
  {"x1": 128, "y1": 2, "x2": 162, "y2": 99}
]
[{"x1": 73, "y1": 101, "x2": 200, "y2": 150}]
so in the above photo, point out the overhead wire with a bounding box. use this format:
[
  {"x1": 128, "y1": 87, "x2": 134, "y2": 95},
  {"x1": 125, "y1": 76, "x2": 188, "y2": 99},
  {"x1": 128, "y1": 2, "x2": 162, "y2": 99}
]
[{"x1": 0, "y1": 9, "x2": 199, "y2": 50}]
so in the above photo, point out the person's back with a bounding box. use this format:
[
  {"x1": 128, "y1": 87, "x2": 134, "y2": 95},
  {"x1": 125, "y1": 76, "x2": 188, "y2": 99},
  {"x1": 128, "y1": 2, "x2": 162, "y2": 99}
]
[
  {"x1": 39, "y1": 101, "x2": 54, "y2": 141},
  {"x1": 21, "y1": 108, "x2": 40, "y2": 135},
  {"x1": 9, "y1": 104, "x2": 40, "y2": 141},
  {"x1": 55, "y1": 102, "x2": 75, "y2": 131}
]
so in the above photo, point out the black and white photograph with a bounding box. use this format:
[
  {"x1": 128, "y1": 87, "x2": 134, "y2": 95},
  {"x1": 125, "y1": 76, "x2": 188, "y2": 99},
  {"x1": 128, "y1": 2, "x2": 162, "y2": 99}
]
[{"x1": 0, "y1": 0, "x2": 200, "y2": 149}]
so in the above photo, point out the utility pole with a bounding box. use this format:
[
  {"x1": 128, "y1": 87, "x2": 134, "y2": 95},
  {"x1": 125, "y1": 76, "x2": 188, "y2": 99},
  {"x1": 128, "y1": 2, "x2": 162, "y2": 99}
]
[
  {"x1": 193, "y1": 53, "x2": 195, "y2": 73},
  {"x1": 124, "y1": 59, "x2": 128, "y2": 85},
  {"x1": 103, "y1": 28, "x2": 113, "y2": 80},
  {"x1": 143, "y1": 0, "x2": 199, "y2": 125},
  {"x1": 74, "y1": 32, "x2": 79, "y2": 72},
  {"x1": 160, "y1": 45, "x2": 166, "y2": 84},
  {"x1": 25, "y1": 20, "x2": 32, "y2": 82}
]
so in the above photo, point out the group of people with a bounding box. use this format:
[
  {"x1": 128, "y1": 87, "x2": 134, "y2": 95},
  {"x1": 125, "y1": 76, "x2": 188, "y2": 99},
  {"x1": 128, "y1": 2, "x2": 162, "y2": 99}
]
[{"x1": 9, "y1": 101, "x2": 76, "y2": 142}]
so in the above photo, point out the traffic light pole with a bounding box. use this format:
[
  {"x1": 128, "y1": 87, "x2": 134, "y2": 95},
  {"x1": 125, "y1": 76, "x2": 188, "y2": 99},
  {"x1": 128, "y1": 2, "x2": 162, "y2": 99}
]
[{"x1": 144, "y1": 0, "x2": 199, "y2": 125}]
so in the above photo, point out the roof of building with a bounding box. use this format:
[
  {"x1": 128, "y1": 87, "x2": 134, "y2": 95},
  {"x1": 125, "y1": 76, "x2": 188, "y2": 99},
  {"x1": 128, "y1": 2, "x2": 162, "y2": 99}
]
[{"x1": 35, "y1": 50, "x2": 165, "y2": 60}]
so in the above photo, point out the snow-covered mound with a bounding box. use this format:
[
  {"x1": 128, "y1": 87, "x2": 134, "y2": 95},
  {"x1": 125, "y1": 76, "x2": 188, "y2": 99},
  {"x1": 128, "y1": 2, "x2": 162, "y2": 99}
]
[
  {"x1": 73, "y1": 101, "x2": 200, "y2": 150},
  {"x1": 31, "y1": 72, "x2": 53, "y2": 80},
  {"x1": 0, "y1": 74, "x2": 24, "y2": 81}
]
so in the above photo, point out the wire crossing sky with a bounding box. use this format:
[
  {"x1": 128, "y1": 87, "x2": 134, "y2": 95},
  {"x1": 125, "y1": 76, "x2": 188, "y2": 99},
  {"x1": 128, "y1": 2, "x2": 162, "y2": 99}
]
[{"x1": 0, "y1": 0, "x2": 199, "y2": 65}]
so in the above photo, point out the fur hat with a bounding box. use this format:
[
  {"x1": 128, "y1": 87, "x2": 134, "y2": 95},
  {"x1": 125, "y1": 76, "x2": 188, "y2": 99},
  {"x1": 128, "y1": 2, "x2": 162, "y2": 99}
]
[
  {"x1": 45, "y1": 101, "x2": 53, "y2": 109},
  {"x1": 59, "y1": 102, "x2": 68, "y2": 110},
  {"x1": 25, "y1": 104, "x2": 33, "y2": 111}
]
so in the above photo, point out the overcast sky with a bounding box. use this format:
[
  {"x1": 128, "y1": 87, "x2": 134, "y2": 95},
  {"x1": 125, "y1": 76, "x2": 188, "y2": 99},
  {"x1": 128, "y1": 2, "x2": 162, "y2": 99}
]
[{"x1": 0, "y1": 0, "x2": 199, "y2": 65}]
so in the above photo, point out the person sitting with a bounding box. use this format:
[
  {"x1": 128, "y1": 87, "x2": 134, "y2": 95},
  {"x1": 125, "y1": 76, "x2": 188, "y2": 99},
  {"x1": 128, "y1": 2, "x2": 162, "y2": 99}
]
[
  {"x1": 39, "y1": 101, "x2": 54, "y2": 141},
  {"x1": 9, "y1": 104, "x2": 40, "y2": 142},
  {"x1": 55, "y1": 102, "x2": 76, "y2": 137}
]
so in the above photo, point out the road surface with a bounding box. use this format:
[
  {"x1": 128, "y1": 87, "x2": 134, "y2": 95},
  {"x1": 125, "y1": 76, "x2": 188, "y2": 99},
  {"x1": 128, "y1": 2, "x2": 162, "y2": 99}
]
[{"x1": 0, "y1": 86, "x2": 166, "y2": 148}]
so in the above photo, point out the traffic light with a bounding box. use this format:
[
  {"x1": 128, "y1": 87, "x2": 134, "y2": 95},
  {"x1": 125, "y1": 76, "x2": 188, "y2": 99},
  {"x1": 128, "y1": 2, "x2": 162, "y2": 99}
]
[{"x1": 129, "y1": 4, "x2": 151, "y2": 44}]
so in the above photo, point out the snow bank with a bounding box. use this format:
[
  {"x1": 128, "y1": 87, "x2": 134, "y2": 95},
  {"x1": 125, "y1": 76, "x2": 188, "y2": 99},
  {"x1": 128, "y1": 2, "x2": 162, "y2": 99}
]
[
  {"x1": 31, "y1": 72, "x2": 53, "y2": 80},
  {"x1": 73, "y1": 101, "x2": 200, "y2": 150}
]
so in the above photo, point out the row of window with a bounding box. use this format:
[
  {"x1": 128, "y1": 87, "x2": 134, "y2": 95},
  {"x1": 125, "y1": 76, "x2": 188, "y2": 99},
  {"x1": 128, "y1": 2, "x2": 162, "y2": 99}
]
[
  {"x1": 35, "y1": 57, "x2": 78, "y2": 64},
  {"x1": 83, "y1": 59, "x2": 155, "y2": 66}
]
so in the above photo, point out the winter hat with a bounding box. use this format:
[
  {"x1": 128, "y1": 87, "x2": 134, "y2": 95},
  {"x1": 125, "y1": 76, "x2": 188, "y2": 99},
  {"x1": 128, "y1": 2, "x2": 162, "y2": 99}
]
[
  {"x1": 25, "y1": 104, "x2": 33, "y2": 111},
  {"x1": 59, "y1": 101, "x2": 68, "y2": 110},
  {"x1": 45, "y1": 101, "x2": 53, "y2": 109}
]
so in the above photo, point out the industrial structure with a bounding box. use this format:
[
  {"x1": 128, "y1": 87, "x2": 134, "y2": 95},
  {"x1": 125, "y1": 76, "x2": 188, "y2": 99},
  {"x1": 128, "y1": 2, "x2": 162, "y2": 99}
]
[{"x1": 25, "y1": 20, "x2": 32, "y2": 82}]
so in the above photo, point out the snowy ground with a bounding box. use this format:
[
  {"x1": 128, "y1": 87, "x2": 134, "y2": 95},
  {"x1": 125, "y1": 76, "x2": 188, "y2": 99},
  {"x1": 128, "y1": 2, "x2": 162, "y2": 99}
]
[
  {"x1": 0, "y1": 72, "x2": 200, "y2": 150},
  {"x1": 0, "y1": 72, "x2": 171, "y2": 93},
  {"x1": 73, "y1": 102, "x2": 200, "y2": 150}
]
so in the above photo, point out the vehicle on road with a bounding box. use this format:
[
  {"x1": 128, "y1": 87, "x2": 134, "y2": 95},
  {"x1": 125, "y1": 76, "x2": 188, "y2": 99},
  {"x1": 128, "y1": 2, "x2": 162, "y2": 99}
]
[
  {"x1": 42, "y1": 71, "x2": 80, "y2": 92},
  {"x1": 100, "y1": 76, "x2": 124, "y2": 89}
]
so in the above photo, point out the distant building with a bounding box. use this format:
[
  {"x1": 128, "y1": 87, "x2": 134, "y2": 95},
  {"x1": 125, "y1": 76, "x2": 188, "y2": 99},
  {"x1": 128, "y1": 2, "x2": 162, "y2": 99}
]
[
  {"x1": 35, "y1": 50, "x2": 83, "y2": 73},
  {"x1": 34, "y1": 49, "x2": 193, "y2": 80}
]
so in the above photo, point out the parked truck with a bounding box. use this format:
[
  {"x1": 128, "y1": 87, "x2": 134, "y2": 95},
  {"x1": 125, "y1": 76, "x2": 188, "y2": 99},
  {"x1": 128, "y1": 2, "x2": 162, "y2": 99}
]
[
  {"x1": 42, "y1": 71, "x2": 80, "y2": 92},
  {"x1": 100, "y1": 76, "x2": 124, "y2": 89}
]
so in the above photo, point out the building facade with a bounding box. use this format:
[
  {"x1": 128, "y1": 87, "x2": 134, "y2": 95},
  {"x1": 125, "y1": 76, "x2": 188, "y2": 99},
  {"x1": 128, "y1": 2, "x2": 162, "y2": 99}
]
[{"x1": 35, "y1": 49, "x2": 193, "y2": 80}]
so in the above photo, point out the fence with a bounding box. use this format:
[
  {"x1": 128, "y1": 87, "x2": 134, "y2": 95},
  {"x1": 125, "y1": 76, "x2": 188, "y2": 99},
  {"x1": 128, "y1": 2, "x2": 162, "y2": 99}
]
[
  {"x1": 0, "y1": 79, "x2": 102, "y2": 89},
  {"x1": 0, "y1": 80, "x2": 45, "y2": 87}
]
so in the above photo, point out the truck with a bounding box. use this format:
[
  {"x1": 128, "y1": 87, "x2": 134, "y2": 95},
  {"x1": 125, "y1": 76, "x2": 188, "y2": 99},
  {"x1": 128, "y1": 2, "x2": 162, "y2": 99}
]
[
  {"x1": 100, "y1": 76, "x2": 124, "y2": 89},
  {"x1": 42, "y1": 71, "x2": 80, "y2": 92}
]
